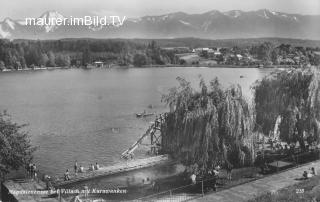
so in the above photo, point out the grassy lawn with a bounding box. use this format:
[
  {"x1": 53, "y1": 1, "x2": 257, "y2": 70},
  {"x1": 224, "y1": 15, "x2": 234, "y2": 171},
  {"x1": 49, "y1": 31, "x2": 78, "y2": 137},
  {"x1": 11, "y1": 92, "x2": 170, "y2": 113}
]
[{"x1": 248, "y1": 174, "x2": 320, "y2": 202}]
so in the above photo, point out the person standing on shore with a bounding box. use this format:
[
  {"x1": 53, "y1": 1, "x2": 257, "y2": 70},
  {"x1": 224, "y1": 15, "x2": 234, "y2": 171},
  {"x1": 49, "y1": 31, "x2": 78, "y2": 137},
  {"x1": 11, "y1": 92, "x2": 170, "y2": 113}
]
[
  {"x1": 74, "y1": 161, "x2": 78, "y2": 174},
  {"x1": 226, "y1": 162, "x2": 233, "y2": 180},
  {"x1": 31, "y1": 164, "x2": 37, "y2": 179},
  {"x1": 190, "y1": 173, "x2": 196, "y2": 185},
  {"x1": 30, "y1": 163, "x2": 34, "y2": 179},
  {"x1": 89, "y1": 164, "x2": 95, "y2": 171},
  {"x1": 311, "y1": 167, "x2": 317, "y2": 176},
  {"x1": 79, "y1": 164, "x2": 84, "y2": 173},
  {"x1": 64, "y1": 169, "x2": 70, "y2": 181},
  {"x1": 26, "y1": 163, "x2": 32, "y2": 178},
  {"x1": 83, "y1": 185, "x2": 89, "y2": 199}
]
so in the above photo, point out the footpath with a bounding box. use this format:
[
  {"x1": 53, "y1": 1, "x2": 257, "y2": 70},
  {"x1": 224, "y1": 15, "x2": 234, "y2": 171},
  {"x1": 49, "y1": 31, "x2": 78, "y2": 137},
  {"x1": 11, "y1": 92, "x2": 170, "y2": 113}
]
[{"x1": 191, "y1": 160, "x2": 320, "y2": 202}]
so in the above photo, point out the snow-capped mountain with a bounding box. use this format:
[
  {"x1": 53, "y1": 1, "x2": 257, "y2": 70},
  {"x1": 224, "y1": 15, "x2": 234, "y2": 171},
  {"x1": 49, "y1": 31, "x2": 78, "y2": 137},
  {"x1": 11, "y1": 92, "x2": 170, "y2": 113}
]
[
  {"x1": 0, "y1": 9, "x2": 319, "y2": 40},
  {"x1": 0, "y1": 18, "x2": 16, "y2": 38},
  {"x1": 38, "y1": 10, "x2": 66, "y2": 32}
]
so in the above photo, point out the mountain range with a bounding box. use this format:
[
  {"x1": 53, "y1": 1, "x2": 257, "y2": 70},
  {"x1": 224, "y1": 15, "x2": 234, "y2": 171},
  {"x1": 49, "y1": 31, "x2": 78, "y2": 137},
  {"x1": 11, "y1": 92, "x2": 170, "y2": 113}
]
[{"x1": 0, "y1": 9, "x2": 320, "y2": 40}]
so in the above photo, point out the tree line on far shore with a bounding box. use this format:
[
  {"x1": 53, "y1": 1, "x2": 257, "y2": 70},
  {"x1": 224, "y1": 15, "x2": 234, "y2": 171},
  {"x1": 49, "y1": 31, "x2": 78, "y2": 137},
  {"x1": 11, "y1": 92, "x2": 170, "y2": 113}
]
[
  {"x1": 0, "y1": 39, "x2": 320, "y2": 70},
  {"x1": 0, "y1": 39, "x2": 175, "y2": 70}
]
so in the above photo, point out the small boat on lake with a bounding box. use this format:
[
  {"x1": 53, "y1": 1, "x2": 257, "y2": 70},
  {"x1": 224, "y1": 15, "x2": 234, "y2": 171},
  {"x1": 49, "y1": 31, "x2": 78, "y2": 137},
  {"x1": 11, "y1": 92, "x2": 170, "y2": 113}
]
[{"x1": 136, "y1": 112, "x2": 155, "y2": 118}]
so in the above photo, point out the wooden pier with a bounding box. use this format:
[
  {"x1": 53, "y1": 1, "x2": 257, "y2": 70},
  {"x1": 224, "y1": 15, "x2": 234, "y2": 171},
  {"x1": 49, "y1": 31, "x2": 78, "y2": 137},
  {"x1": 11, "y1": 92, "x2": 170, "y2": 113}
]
[
  {"x1": 0, "y1": 115, "x2": 169, "y2": 202},
  {"x1": 53, "y1": 155, "x2": 169, "y2": 187}
]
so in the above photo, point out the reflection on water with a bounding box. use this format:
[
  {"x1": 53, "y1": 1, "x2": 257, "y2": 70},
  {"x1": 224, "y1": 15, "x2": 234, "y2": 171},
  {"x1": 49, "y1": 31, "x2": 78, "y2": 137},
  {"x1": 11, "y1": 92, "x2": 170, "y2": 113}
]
[{"x1": 0, "y1": 67, "x2": 273, "y2": 176}]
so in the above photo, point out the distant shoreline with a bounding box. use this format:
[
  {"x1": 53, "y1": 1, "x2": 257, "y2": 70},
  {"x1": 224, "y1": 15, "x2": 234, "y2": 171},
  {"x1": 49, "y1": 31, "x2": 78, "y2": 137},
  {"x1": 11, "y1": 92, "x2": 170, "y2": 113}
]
[
  {"x1": 0, "y1": 66, "x2": 70, "y2": 72},
  {"x1": 0, "y1": 64, "x2": 302, "y2": 73},
  {"x1": 138, "y1": 63, "x2": 303, "y2": 69}
]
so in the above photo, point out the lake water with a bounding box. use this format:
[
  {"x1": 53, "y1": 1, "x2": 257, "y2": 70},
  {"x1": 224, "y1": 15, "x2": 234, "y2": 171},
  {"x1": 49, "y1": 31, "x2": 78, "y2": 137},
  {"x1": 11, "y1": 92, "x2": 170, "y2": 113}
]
[{"x1": 0, "y1": 67, "x2": 273, "y2": 177}]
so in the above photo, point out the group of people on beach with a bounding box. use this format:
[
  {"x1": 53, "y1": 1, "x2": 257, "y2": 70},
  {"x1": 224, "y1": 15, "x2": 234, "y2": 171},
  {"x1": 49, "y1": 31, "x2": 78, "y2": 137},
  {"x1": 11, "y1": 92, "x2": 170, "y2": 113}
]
[
  {"x1": 26, "y1": 163, "x2": 37, "y2": 179},
  {"x1": 189, "y1": 166, "x2": 220, "y2": 192},
  {"x1": 188, "y1": 162, "x2": 233, "y2": 192},
  {"x1": 269, "y1": 138, "x2": 317, "y2": 154},
  {"x1": 64, "y1": 161, "x2": 100, "y2": 181},
  {"x1": 74, "y1": 161, "x2": 100, "y2": 173},
  {"x1": 302, "y1": 167, "x2": 317, "y2": 179}
]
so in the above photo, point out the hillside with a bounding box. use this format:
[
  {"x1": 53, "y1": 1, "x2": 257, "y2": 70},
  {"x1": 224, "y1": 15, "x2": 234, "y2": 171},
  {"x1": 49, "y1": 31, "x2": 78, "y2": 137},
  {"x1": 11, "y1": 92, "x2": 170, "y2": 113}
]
[
  {"x1": 11, "y1": 37, "x2": 320, "y2": 48},
  {"x1": 1, "y1": 9, "x2": 320, "y2": 40}
]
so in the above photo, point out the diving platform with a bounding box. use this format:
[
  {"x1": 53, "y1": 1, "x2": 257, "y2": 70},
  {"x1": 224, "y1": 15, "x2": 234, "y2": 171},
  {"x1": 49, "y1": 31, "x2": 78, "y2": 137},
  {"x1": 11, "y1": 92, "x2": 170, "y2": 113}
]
[
  {"x1": 53, "y1": 155, "x2": 169, "y2": 187},
  {"x1": 121, "y1": 114, "x2": 165, "y2": 159}
]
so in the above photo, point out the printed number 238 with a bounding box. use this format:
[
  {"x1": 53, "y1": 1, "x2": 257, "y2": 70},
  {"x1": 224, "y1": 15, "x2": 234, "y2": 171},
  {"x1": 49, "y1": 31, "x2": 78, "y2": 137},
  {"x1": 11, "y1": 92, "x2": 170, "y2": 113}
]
[{"x1": 296, "y1": 189, "x2": 304, "y2": 194}]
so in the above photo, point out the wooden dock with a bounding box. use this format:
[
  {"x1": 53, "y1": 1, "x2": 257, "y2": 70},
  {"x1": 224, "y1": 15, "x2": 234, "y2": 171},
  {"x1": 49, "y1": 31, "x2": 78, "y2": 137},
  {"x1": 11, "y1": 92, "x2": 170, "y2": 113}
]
[{"x1": 53, "y1": 155, "x2": 170, "y2": 187}]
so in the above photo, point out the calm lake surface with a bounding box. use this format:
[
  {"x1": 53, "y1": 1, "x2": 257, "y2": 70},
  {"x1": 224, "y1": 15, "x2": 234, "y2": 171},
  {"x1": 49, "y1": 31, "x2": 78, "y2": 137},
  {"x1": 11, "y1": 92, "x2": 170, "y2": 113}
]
[{"x1": 0, "y1": 67, "x2": 273, "y2": 176}]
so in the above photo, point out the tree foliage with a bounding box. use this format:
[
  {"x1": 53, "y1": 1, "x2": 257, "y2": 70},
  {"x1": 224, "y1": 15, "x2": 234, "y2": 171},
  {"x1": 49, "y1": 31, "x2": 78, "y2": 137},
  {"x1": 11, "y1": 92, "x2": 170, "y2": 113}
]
[
  {"x1": 0, "y1": 111, "x2": 36, "y2": 180},
  {"x1": 133, "y1": 53, "x2": 147, "y2": 67},
  {"x1": 161, "y1": 77, "x2": 255, "y2": 173},
  {"x1": 0, "y1": 60, "x2": 5, "y2": 71},
  {"x1": 254, "y1": 68, "x2": 320, "y2": 147},
  {"x1": 0, "y1": 39, "x2": 175, "y2": 69},
  {"x1": 0, "y1": 39, "x2": 319, "y2": 69}
]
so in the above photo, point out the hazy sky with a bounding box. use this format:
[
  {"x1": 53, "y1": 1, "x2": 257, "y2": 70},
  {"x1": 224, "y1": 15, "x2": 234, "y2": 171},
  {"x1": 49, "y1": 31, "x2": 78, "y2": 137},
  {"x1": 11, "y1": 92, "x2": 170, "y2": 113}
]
[{"x1": 0, "y1": 0, "x2": 319, "y2": 21}]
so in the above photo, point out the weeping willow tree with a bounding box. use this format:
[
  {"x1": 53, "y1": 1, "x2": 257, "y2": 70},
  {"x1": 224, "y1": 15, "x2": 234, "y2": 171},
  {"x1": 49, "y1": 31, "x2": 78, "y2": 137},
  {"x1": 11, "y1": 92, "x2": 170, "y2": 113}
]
[
  {"x1": 161, "y1": 77, "x2": 255, "y2": 173},
  {"x1": 254, "y1": 67, "x2": 320, "y2": 148}
]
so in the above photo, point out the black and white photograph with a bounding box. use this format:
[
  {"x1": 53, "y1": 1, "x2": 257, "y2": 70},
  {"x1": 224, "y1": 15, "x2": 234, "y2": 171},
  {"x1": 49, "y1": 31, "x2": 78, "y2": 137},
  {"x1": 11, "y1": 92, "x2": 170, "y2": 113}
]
[{"x1": 0, "y1": 0, "x2": 320, "y2": 201}]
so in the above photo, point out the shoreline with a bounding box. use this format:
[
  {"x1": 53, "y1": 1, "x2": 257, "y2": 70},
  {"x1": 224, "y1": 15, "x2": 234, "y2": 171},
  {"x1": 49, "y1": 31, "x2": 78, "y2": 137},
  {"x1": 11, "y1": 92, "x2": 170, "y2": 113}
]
[
  {"x1": 0, "y1": 66, "x2": 71, "y2": 73},
  {"x1": 0, "y1": 64, "x2": 301, "y2": 73}
]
